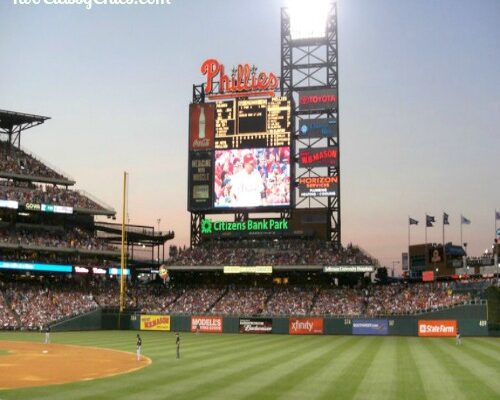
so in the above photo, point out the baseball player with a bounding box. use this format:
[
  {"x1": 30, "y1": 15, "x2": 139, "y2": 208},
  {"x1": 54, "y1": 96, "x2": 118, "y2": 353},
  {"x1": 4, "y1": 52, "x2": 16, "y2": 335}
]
[
  {"x1": 136, "y1": 334, "x2": 142, "y2": 361},
  {"x1": 230, "y1": 153, "x2": 264, "y2": 207},
  {"x1": 44, "y1": 325, "x2": 50, "y2": 344},
  {"x1": 176, "y1": 332, "x2": 180, "y2": 359}
]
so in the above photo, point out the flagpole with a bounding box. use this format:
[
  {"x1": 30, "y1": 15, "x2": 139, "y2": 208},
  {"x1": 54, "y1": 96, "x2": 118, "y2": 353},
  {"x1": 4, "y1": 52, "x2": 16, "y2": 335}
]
[
  {"x1": 442, "y1": 212, "x2": 446, "y2": 270},
  {"x1": 460, "y1": 214, "x2": 463, "y2": 248},
  {"x1": 425, "y1": 214, "x2": 427, "y2": 245}
]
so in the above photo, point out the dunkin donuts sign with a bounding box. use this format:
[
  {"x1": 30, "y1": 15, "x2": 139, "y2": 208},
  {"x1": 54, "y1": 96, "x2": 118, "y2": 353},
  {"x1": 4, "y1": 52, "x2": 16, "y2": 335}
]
[
  {"x1": 289, "y1": 318, "x2": 324, "y2": 335},
  {"x1": 191, "y1": 316, "x2": 223, "y2": 333}
]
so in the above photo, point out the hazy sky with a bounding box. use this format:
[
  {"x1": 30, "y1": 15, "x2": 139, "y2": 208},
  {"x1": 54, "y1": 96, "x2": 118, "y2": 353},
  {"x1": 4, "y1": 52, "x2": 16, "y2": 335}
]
[{"x1": 1, "y1": 0, "x2": 499, "y2": 271}]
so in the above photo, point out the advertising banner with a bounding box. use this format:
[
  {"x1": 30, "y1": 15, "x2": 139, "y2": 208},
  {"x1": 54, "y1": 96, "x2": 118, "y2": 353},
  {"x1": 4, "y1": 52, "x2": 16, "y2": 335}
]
[
  {"x1": 298, "y1": 88, "x2": 337, "y2": 111},
  {"x1": 239, "y1": 318, "x2": 273, "y2": 334},
  {"x1": 188, "y1": 150, "x2": 213, "y2": 211},
  {"x1": 418, "y1": 320, "x2": 457, "y2": 337},
  {"x1": 140, "y1": 315, "x2": 171, "y2": 331},
  {"x1": 352, "y1": 319, "x2": 389, "y2": 335},
  {"x1": 323, "y1": 265, "x2": 375, "y2": 273},
  {"x1": 299, "y1": 118, "x2": 337, "y2": 139},
  {"x1": 299, "y1": 147, "x2": 338, "y2": 168},
  {"x1": 298, "y1": 176, "x2": 338, "y2": 198},
  {"x1": 289, "y1": 318, "x2": 323, "y2": 335},
  {"x1": 0, "y1": 200, "x2": 18, "y2": 209},
  {"x1": 191, "y1": 316, "x2": 223, "y2": 333},
  {"x1": 422, "y1": 271, "x2": 435, "y2": 282},
  {"x1": 189, "y1": 103, "x2": 215, "y2": 150}
]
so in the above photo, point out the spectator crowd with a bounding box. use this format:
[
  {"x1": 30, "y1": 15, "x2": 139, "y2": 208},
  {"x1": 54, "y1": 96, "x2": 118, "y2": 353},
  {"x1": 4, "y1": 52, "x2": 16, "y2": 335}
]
[
  {"x1": 168, "y1": 240, "x2": 376, "y2": 267},
  {"x1": 0, "y1": 278, "x2": 480, "y2": 331},
  {"x1": 0, "y1": 141, "x2": 70, "y2": 182},
  {"x1": 0, "y1": 227, "x2": 117, "y2": 252},
  {"x1": 0, "y1": 181, "x2": 108, "y2": 212}
]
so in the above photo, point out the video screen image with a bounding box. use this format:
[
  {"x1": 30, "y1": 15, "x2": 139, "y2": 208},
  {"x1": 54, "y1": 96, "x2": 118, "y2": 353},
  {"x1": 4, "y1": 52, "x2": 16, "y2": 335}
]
[{"x1": 214, "y1": 147, "x2": 291, "y2": 208}]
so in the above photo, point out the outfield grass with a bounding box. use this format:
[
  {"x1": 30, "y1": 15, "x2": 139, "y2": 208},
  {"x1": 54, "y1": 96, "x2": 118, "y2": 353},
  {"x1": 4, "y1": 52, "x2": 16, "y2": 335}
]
[{"x1": 0, "y1": 331, "x2": 499, "y2": 400}]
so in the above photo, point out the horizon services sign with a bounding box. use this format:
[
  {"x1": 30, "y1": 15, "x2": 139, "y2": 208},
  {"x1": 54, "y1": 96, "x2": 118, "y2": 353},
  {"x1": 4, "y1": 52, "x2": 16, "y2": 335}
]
[
  {"x1": 140, "y1": 315, "x2": 171, "y2": 331},
  {"x1": 298, "y1": 176, "x2": 338, "y2": 198},
  {"x1": 323, "y1": 265, "x2": 375, "y2": 273},
  {"x1": 201, "y1": 218, "x2": 289, "y2": 235},
  {"x1": 418, "y1": 320, "x2": 457, "y2": 337}
]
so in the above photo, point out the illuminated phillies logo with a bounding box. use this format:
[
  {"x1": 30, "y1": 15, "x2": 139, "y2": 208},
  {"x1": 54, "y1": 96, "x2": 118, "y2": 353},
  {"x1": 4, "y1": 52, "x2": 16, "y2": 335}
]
[{"x1": 201, "y1": 59, "x2": 279, "y2": 99}]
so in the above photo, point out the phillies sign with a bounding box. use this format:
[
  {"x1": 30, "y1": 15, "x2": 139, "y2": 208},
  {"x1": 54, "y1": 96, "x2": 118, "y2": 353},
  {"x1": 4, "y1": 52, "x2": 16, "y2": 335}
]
[{"x1": 201, "y1": 59, "x2": 279, "y2": 100}]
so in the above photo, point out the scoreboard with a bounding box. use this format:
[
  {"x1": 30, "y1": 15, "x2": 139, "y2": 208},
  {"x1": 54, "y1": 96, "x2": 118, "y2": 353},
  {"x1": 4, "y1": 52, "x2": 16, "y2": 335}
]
[{"x1": 215, "y1": 97, "x2": 291, "y2": 149}]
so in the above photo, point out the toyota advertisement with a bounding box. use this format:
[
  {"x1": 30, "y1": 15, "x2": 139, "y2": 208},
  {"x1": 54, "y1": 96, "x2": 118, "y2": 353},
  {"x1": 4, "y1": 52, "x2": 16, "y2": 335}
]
[
  {"x1": 239, "y1": 318, "x2": 273, "y2": 334},
  {"x1": 352, "y1": 320, "x2": 389, "y2": 335},
  {"x1": 289, "y1": 318, "x2": 324, "y2": 335}
]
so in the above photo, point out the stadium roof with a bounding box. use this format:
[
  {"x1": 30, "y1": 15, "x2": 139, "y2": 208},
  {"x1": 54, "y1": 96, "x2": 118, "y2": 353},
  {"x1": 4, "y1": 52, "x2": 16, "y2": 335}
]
[{"x1": 0, "y1": 109, "x2": 50, "y2": 133}]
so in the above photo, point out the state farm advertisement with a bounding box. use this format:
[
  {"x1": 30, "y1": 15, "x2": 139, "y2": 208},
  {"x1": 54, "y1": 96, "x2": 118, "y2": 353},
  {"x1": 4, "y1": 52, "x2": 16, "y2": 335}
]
[
  {"x1": 289, "y1": 318, "x2": 323, "y2": 335},
  {"x1": 189, "y1": 103, "x2": 215, "y2": 150},
  {"x1": 191, "y1": 316, "x2": 223, "y2": 333},
  {"x1": 239, "y1": 318, "x2": 272, "y2": 334},
  {"x1": 418, "y1": 320, "x2": 457, "y2": 337}
]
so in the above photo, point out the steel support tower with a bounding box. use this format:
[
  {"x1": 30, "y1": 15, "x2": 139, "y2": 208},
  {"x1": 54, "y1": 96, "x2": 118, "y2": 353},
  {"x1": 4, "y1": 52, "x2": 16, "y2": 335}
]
[{"x1": 280, "y1": 3, "x2": 340, "y2": 248}]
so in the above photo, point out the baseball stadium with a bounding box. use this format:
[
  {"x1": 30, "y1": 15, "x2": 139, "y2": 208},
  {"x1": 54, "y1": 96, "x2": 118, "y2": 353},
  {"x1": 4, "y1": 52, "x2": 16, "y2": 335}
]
[{"x1": 1, "y1": 1, "x2": 499, "y2": 399}]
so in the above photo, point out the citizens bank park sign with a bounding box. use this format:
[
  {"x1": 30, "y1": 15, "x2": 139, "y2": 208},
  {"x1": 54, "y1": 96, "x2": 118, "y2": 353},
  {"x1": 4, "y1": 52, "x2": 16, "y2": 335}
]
[{"x1": 201, "y1": 218, "x2": 289, "y2": 235}]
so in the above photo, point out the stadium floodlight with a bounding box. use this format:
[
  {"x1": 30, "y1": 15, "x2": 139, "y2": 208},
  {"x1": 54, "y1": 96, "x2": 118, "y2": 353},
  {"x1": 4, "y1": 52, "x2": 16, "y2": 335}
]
[{"x1": 288, "y1": 0, "x2": 332, "y2": 40}]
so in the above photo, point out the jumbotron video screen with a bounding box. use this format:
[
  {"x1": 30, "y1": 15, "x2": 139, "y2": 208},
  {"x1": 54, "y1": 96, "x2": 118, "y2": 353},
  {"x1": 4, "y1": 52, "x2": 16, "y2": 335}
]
[{"x1": 188, "y1": 96, "x2": 292, "y2": 211}]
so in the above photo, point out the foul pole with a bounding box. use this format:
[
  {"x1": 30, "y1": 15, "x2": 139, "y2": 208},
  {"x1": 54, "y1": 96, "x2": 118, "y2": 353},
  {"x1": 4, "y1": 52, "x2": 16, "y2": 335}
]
[{"x1": 120, "y1": 172, "x2": 128, "y2": 313}]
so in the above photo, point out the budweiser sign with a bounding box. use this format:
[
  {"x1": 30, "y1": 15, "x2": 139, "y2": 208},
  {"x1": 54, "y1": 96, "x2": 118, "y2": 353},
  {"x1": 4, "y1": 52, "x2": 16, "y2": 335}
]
[{"x1": 201, "y1": 59, "x2": 278, "y2": 99}]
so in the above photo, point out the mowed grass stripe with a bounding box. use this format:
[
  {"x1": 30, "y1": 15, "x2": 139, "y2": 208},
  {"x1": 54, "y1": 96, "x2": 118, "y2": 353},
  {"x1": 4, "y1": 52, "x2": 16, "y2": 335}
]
[
  {"x1": 286, "y1": 336, "x2": 374, "y2": 400},
  {"x1": 310, "y1": 337, "x2": 382, "y2": 400},
  {"x1": 135, "y1": 336, "x2": 326, "y2": 400},
  {"x1": 444, "y1": 339, "x2": 500, "y2": 370},
  {"x1": 422, "y1": 339, "x2": 499, "y2": 399},
  {"x1": 273, "y1": 336, "x2": 364, "y2": 400},
  {"x1": 2, "y1": 334, "x2": 281, "y2": 400},
  {"x1": 350, "y1": 337, "x2": 398, "y2": 400},
  {"x1": 38, "y1": 335, "x2": 290, "y2": 400},
  {"x1": 394, "y1": 337, "x2": 426, "y2": 400},
  {"x1": 194, "y1": 336, "x2": 352, "y2": 400},
  {"x1": 468, "y1": 337, "x2": 500, "y2": 353},
  {"x1": 430, "y1": 339, "x2": 500, "y2": 394},
  {"x1": 199, "y1": 336, "x2": 346, "y2": 400}
]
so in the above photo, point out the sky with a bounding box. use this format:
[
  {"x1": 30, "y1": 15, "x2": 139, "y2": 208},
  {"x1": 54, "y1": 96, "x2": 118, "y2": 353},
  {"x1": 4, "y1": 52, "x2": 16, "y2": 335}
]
[{"x1": 1, "y1": 0, "x2": 499, "y2": 272}]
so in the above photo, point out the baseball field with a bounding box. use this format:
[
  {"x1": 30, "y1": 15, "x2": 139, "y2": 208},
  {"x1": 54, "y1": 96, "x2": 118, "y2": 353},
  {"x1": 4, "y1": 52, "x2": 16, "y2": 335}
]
[{"x1": 0, "y1": 331, "x2": 498, "y2": 400}]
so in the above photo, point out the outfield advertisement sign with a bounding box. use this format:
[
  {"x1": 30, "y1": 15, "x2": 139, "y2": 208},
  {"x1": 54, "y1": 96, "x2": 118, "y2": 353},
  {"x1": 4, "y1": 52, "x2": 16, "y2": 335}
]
[
  {"x1": 323, "y1": 265, "x2": 375, "y2": 273},
  {"x1": 418, "y1": 320, "x2": 457, "y2": 337},
  {"x1": 289, "y1": 318, "x2": 323, "y2": 335},
  {"x1": 191, "y1": 316, "x2": 223, "y2": 333},
  {"x1": 352, "y1": 320, "x2": 389, "y2": 335},
  {"x1": 0, "y1": 261, "x2": 72, "y2": 273},
  {"x1": 239, "y1": 318, "x2": 272, "y2": 334},
  {"x1": 140, "y1": 315, "x2": 171, "y2": 331}
]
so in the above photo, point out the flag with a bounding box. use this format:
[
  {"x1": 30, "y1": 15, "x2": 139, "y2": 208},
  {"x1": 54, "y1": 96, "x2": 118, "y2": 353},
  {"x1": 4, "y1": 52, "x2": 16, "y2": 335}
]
[
  {"x1": 426, "y1": 215, "x2": 435, "y2": 227},
  {"x1": 461, "y1": 215, "x2": 471, "y2": 225},
  {"x1": 443, "y1": 212, "x2": 449, "y2": 225},
  {"x1": 409, "y1": 217, "x2": 418, "y2": 225},
  {"x1": 496, "y1": 211, "x2": 500, "y2": 221}
]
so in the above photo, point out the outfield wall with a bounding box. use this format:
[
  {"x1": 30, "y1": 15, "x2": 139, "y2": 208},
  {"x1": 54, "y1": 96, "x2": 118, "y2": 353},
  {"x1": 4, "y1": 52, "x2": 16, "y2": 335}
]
[{"x1": 49, "y1": 304, "x2": 491, "y2": 336}]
